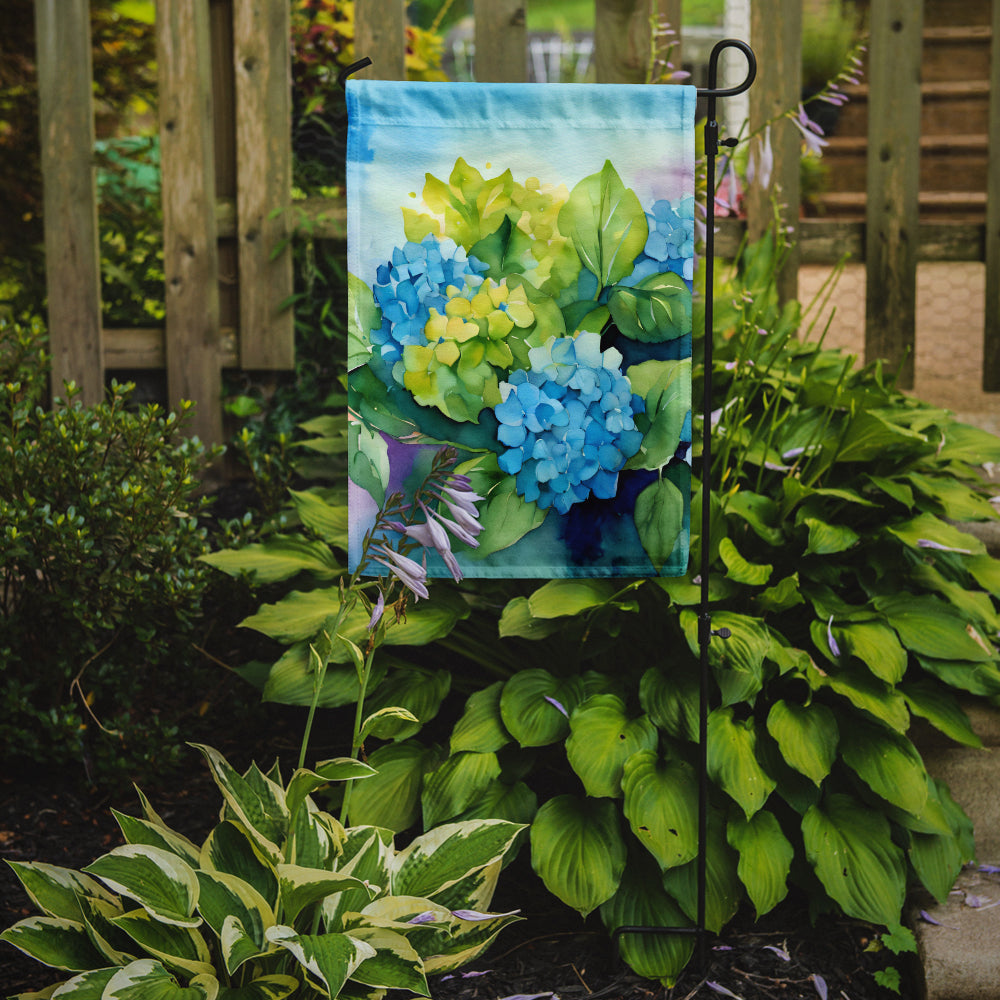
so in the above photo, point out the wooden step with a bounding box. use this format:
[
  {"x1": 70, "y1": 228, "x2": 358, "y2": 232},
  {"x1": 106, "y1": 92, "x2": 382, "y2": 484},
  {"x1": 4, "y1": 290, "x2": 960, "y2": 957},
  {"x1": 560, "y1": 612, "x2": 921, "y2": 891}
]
[
  {"x1": 813, "y1": 190, "x2": 987, "y2": 222},
  {"x1": 922, "y1": 25, "x2": 993, "y2": 83},
  {"x1": 922, "y1": 0, "x2": 992, "y2": 28}
]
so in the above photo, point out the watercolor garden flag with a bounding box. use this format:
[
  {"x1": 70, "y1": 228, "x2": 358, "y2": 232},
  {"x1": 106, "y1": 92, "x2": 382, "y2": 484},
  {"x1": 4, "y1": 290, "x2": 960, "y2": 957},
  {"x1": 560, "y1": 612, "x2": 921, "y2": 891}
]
[{"x1": 347, "y1": 80, "x2": 696, "y2": 578}]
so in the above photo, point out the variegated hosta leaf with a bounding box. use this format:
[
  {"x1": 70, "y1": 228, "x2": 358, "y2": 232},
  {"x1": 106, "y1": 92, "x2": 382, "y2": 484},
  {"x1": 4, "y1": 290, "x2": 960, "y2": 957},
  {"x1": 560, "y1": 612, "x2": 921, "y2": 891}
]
[
  {"x1": 110, "y1": 908, "x2": 214, "y2": 978},
  {"x1": 112, "y1": 810, "x2": 202, "y2": 868},
  {"x1": 0, "y1": 916, "x2": 107, "y2": 971},
  {"x1": 566, "y1": 695, "x2": 658, "y2": 799},
  {"x1": 391, "y1": 820, "x2": 524, "y2": 901},
  {"x1": 323, "y1": 829, "x2": 393, "y2": 931},
  {"x1": 101, "y1": 958, "x2": 218, "y2": 999},
  {"x1": 529, "y1": 795, "x2": 626, "y2": 917},
  {"x1": 285, "y1": 761, "x2": 375, "y2": 825},
  {"x1": 421, "y1": 907, "x2": 522, "y2": 975},
  {"x1": 802, "y1": 793, "x2": 906, "y2": 926},
  {"x1": 765, "y1": 700, "x2": 838, "y2": 786},
  {"x1": 345, "y1": 926, "x2": 429, "y2": 995},
  {"x1": 195, "y1": 871, "x2": 274, "y2": 974},
  {"x1": 450, "y1": 681, "x2": 511, "y2": 754},
  {"x1": 599, "y1": 853, "x2": 694, "y2": 987},
  {"x1": 4, "y1": 861, "x2": 118, "y2": 922},
  {"x1": 83, "y1": 846, "x2": 201, "y2": 928},
  {"x1": 213, "y1": 974, "x2": 300, "y2": 1000},
  {"x1": 621, "y1": 751, "x2": 698, "y2": 871},
  {"x1": 287, "y1": 802, "x2": 343, "y2": 871},
  {"x1": 46, "y1": 966, "x2": 118, "y2": 997},
  {"x1": 726, "y1": 810, "x2": 793, "y2": 917},
  {"x1": 425, "y1": 859, "x2": 501, "y2": 915},
  {"x1": 265, "y1": 926, "x2": 376, "y2": 998},
  {"x1": 191, "y1": 745, "x2": 288, "y2": 863},
  {"x1": 421, "y1": 751, "x2": 502, "y2": 829},
  {"x1": 276, "y1": 864, "x2": 375, "y2": 925},
  {"x1": 706, "y1": 707, "x2": 776, "y2": 819},
  {"x1": 77, "y1": 894, "x2": 136, "y2": 966},
  {"x1": 200, "y1": 822, "x2": 278, "y2": 910}
]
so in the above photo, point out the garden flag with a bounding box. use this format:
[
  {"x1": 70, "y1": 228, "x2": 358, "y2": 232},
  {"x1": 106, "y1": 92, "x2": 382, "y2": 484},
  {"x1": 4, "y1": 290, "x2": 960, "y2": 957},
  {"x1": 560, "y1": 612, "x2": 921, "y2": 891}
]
[{"x1": 347, "y1": 80, "x2": 695, "y2": 578}]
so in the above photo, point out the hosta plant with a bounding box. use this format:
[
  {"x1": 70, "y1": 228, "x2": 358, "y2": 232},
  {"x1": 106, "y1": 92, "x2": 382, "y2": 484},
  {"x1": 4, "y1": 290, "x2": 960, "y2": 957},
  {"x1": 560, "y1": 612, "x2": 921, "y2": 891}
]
[{"x1": 1, "y1": 743, "x2": 523, "y2": 999}]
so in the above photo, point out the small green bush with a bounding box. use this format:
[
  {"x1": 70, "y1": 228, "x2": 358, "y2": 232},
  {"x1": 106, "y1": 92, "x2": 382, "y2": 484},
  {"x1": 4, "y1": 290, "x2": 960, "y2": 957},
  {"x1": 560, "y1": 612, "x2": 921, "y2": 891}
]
[{"x1": 0, "y1": 317, "x2": 220, "y2": 784}]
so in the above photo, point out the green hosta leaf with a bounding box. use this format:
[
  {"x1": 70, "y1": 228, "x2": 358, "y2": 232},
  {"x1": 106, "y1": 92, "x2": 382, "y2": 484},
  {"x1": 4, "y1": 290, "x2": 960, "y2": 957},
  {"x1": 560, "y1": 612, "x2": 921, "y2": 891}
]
[
  {"x1": 497, "y1": 596, "x2": 563, "y2": 640},
  {"x1": 112, "y1": 812, "x2": 201, "y2": 868},
  {"x1": 621, "y1": 751, "x2": 698, "y2": 871},
  {"x1": 966, "y1": 553, "x2": 1000, "y2": 597},
  {"x1": 265, "y1": 926, "x2": 375, "y2": 998},
  {"x1": 661, "y1": 812, "x2": 741, "y2": 933},
  {"x1": 835, "y1": 410, "x2": 928, "y2": 463},
  {"x1": 707, "y1": 708, "x2": 776, "y2": 819},
  {"x1": 191, "y1": 746, "x2": 287, "y2": 863},
  {"x1": 727, "y1": 811, "x2": 793, "y2": 918},
  {"x1": 421, "y1": 751, "x2": 502, "y2": 828},
  {"x1": 277, "y1": 865, "x2": 374, "y2": 926},
  {"x1": 499, "y1": 670, "x2": 584, "y2": 747},
  {"x1": 346, "y1": 926, "x2": 428, "y2": 994},
  {"x1": 4, "y1": 862, "x2": 118, "y2": 923},
  {"x1": 834, "y1": 621, "x2": 907, "y2": 684},
  {"x1": 527, "y1": 579, "x2": 619, "y2": 618},
  {"x1": 802, "y1": 517, "x2": 859, "y2": 556},
  {"x1": 195, "y1": 871, "x2": 273, "y2": 974},
  {"x1": 288, "y1": 488, "x2": 348, "y2": 546},
  {"x1": 199, "y1": 536, "x2": 341, "y2": 585},
  {"x1": 756, "y1": 573, "x2": 805, "y2": 614},
  {"x1": 560, "y1": 159, "x2": 648, "y2": 288},
  {"x1": 635, "y1": 476, "x2": 685, "y2": 573},
  {"x1": 347, "y1": 740, "x2": 442, "y2": 832},
  {"x1": 909, "y1": 824, "x2": 966, "y2": 905},
  {"x1": 802, "y1": 793, "x2": 906, "y2": 926},
  {"x1": 453, "y1": 779, "x2": 538, "y2": 827},
  {"x1": 901, "y1": 680, "x2": 982, "y2": 748},
  {"x1": 363, "y1": 667, "x2": 451, "y2": 740},
  {"x1": 809, "y1": 661, "x2": 910, "y2": 732},
  {"x1": 719, "y1": 537, "x2": 772, "y2": 586},
  {"x1": 216, "y1": 975, "x2": 299, "y2": 1000},
  {"x1": 936, "y1": 420, "x2": 1000, "y2": 464},
  {"x1": 260, "y1": 643, "x2": 384, "y2": 709},
  {"x1": 724, "y1": 490, "x2": 784, "y2": 545},
  {"x1": 111, "y1": 908, "x2": 214, "y2": 978},
  {"x1": 874, "y1": 594, "x2": 995, "y2": 662},
  {"x1": 906, "y1": 472, "x2": 999, "y2": 521},
  {"x1": 450, "y1": 682, "x2": 511, "y2": 753},
  {"x1": 609, "y1": 271, "x2": 692, "y2": 343},
  {"x1": 839, "y1": 718, "x2": 929, "y2": 817},
  {"x1": 765, "y1": 700, "x2": 838, "y2": 786},
  {"x1": 200, "y1": 822, "x2": 278, "y2": 911},
  {"x1": 680, "y1": 610, "x2": 770, "y2": 707},
  {"x1": 639, "y1": 663, "x2": 698, "y2": 742},
  {"x1": 530, "y1": 795, "x2": 626, "y2": 917},
  {"x1": 83, "y1": 846, "x2": 200, "y2": 928},
  {"x1": 0, "y1": 916, "x2": 107, "y2": 971},
  {"x1": 599, "y1": 852, "x2": 694, "y2": 987},
  {"x1": 916, "y1": 655, "x2": 1000, "y2": 697},
  {"x1": 360, "y1": 706, "x2": 421, "y2": 743},
  {"x1": 102, "y1": 959, "x2": 218, "y2": 1000},
  {"x1": 566, "y1": 695, "x2": 658, "y2": 798},
  {"x1": 393, "y1": 820, "x2": 524, "y2": 901},
  {"x1": 886, "y1": 511, "x2": 985, "y2": 556}
]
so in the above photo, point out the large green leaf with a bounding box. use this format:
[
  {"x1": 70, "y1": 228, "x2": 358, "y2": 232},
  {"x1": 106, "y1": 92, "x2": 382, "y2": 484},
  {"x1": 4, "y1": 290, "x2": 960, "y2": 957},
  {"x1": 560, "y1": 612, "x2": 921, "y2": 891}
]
[
  {"x1": 621, "y1": 751, "x2": 699, "y2": 871},
  {"x1": 807, "y1": 661, "x2": 909, "y2": 732},
  {"x1": 31, "y1": 967, "x2": 117, "y2": 999},
  {"x1": 802, "y1": 517, "x2": 859, "y2": 556},
  {"x1": 450, "y1": 682, "x2": 511, "y2": 754},
  {"x1": 874, "y1": 594, "x2": 995, "y2": 662},
  {"x1": 801, "y1": 794, "x2": 906, "y2": 926},
  {"x1": 497, "y1": 596, "x2": 564, "y2": 639},
  {"x1": 566, "y1": 695, "x2": 658, "y2": 798},
  {"x1": 288, "y1": 488, "x2": 349, "y2": 547},
  {"x1": 559, "y1": 160, "x2": 648, "y2": 288},
  {"x1": 727, "y1": 811, "x2": 793, "y2": 918},
  {"x1": 599, "y1": 853, "x2": 694, "y2": 987},
  {"x1": 265, "y1": 926, "x2": 374, "y2": 998},
  {"x1": 838, "y1": 718, "x2": 929, "y2": 817},
  {"x1": 276, "y1": 865, "x2": 373, "y2": 926},
  {"x1": 102, "y1": 959, "x2": 218, "y2": 1000},
  {"x1": 530, "y1": 795, "x2": 627, "y2": 917},
  {"x1": 4, "y1": 862, "x2": 117, "y2": 923},
  {"x1": 347, "y1": 926, "x2": 429, "y2": 994},
  {"x1": 719, "y1": 537, "x2": 772, "y2": 586},
  {"x1": 833, "y1": 621, "x2": 907, "y2": 684},
  {"x1": 707, "y1": 708, "x2": 775, "y2": 819},
  {"x1": 527, "y1": 579, "x2": 619, "y2": 619},
  {"x1": 499, "y1": 670, "x2": 584, "y2": 747},
  {"x1": 635, "y1": 476, "x2": 685, "y2": 574},
  {"x1": 609, "y1": 271, "x2": 692, "y2": 343},
  {"x1": 909, "y1": 826, "x2": 966, "y2": 905},
  {"x1": 0, "y1": 916, "x2": 107, "y2": 972},
  {"x1": 886, "y1": 512, "x2": 985, "y2": 556},
  {"x1": 680, "y1": 610, "x2": 770, "y2": 706},
  {"x1": 199, "y1": 536, "x2": 340, "y2": 585},
  {"x1": 900, "y1": 680, "x2": 982, "y2": 748},
  {"x1": 195, "y1": 871, "x2": 273, "y2": 974},
  {"x1": 916, "y1": 655, "x2": 1000, "y2": 697},
  {"x1": 347, "y1": 741, "x2": 442, "y2": 832},
  {"x1": 363, "y1": 667, "x2": 451, "y2": 741},
  {"x1": 199, "y1": 822, "x2": 278, "y2": 911},
  {"x1": 639, "y1": 664, "x2": 699, "y2": 742},
  {"x1": 83, "y1": 846, "x2": 200, "y2": 928},
  {"x1": 112, "y1": 812, "x2": 201, "y2": 869},
  {"x1": 765, "y1": 700, "x2": 838, "y2": 786},
  {"x1": 421, "y1": 751, "x2": 502, "y2": 828}
]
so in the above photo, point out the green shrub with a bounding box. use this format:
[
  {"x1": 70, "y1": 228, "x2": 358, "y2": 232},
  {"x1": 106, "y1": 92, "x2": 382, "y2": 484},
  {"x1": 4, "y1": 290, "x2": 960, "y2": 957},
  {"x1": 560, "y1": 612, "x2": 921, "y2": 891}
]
[{"x1": 0, "y1": 317, "x2": 220, "y2": 783}]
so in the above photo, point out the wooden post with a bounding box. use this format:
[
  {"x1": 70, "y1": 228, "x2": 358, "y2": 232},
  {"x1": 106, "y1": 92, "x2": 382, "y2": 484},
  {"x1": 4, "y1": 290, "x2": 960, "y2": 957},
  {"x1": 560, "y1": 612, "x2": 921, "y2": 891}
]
[
  {"x1": 983, "y1": 0, "x2": 1000, "y2": 390},
  {"x1": 234, "y1": 0, "x2": 294, "y2": 369},
  {"x1": 474, "y1": 0, "x2": 527, "y2": 82},
  {"x1": 354, "y1": 0, "x2": 407, "y2": 80},
  {"x1": 157, "y1": 0, "x2": 223, "y2": 444},
  {"x1": 657, "y1": 0, "x2": 683, "y2": 79},
  {"x1": 34, "y1": 0, "x2": 104, "y2": 405},
  {"x1": 864, "y1": 0, "x2": 923, "y2": 389},
  {"x1": 594, "y1": 0, "x2": 653, "y2": 84},
  {"x1": 746, "y1": 0, "x2": 801, "y2": 305}
]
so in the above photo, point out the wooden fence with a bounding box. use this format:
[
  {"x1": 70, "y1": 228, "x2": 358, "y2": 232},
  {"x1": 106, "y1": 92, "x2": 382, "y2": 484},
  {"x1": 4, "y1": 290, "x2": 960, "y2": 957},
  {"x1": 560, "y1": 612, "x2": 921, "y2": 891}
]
[{"x1": 33, "y1": 0, "x2": 1000, "y2": 445}]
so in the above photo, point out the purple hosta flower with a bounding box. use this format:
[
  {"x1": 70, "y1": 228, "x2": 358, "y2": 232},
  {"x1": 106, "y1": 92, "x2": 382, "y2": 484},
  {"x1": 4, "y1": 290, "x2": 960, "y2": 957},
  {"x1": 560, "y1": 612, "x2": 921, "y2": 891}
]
[
  {"x1": 746, "y1": 124, "x2": 774, "y2": 191},
  {"x1": 544, "y1": 695, "x2": 569, "y2": 717},
  {"x1": 367, "y1": 591, "x2": 385, "y2": 631},
  {"x1": 371, "y1": 234, "x2": 489, "y2": 366},
  {"x1": 827, "y1": 615, "x2": 842, "y2": 658},
  {"x1": 451, "y1": 908, "x2": 521, "y2": 921},
  {"x1": 622, "y1": 196, "x2": 696, "y2": 285},
  {"x1": 706, "y1": 983, "x2": 742, "y2": 999},
  {"x1": 493, "y1": 332, "x2": 644, "y2": 514},
  {"x1": 763, "y1": 944, "x2": 791, "y2": 962},
  {"x1": 917, "y1": 538, "x2": 973, "y2": 555},
  {"x1": 811, "y1": 974, "x2": 828, "y2": 1000},
  {"x1": 715, "y1": 158, "x2": 742, "y2": 216},
  {"x1": 371, "y1": 543, "x2": 429, "y2": 600},
  {"x1": 791, "y1": 104, "x2": 829, "y2": 157},
  {"x1": 407, "y1": 911, "x2": 438, "y2": 925}
]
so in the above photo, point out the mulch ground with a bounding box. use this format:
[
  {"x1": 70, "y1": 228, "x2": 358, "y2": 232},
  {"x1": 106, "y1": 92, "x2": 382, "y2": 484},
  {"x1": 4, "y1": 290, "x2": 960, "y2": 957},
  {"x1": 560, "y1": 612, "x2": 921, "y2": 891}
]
[{"x1": 1, "y1": 745, "x2": 913, "y2": 1000}]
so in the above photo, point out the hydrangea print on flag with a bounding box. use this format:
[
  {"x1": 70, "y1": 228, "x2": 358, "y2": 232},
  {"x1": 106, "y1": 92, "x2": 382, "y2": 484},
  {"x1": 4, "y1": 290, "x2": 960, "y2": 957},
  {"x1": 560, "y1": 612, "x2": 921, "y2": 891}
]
[{"x1": 347, "y1": 81, "x2": 695, "y2": 578}]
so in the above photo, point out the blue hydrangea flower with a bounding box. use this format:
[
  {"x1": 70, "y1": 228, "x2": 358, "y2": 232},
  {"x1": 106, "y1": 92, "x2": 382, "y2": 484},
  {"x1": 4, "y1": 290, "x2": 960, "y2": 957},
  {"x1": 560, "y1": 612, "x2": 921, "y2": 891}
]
[
  {"x1": 493, "y1": 332, "x2": 645, "y2": 514},
  {"x1": 371, "y1": 234, "x2": 489, "y2": 365},
  {"x1": 623, "y1": 196, "x2": 696, "y2": 285}
]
